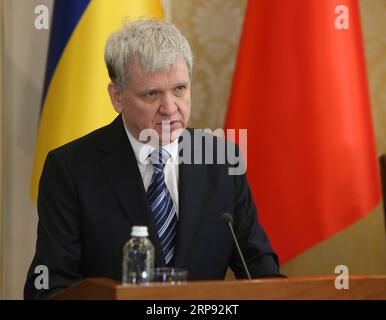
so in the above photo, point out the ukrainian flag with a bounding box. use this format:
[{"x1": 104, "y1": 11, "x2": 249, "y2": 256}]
[{"x1": 31, "y1": 0, "x2": 164, "y2": 201}]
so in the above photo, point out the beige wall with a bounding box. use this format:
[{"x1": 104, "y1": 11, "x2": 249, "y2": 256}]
[
  {"x1": 1, "y1": 0, "x2": 385, "y2": 299},
  {"x1": 2, "y1": 0, "x2": 52, "y2": 299},
  {"x1": 171, "y1": 0, "x2": 247, "y2": 130}
]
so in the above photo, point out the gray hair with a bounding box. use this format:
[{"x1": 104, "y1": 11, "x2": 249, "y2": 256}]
[{"x1": 104, "y1": 19, "x2": 193, "y2": 88}]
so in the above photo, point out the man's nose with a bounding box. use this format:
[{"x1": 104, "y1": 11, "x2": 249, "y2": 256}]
[{"x1": 159, "y1": 92, "x2": 177, "y2": 115}]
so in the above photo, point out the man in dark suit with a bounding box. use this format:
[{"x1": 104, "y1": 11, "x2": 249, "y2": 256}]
[{"x1": 24, "y1": 19, "x2": 280, "y2": 299}]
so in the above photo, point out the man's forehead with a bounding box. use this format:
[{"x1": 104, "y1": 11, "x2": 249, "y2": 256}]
[
  {"x1": 128, "y1": 59, "x2": 190, "y2": 86},
  {"x1": 132, "y1": 58, "x2": 188, "y2": 74}
]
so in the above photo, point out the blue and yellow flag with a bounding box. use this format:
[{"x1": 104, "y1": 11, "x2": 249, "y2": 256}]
[{"x1": 31, "y1": 0, "x2": 164, "y2": 201}]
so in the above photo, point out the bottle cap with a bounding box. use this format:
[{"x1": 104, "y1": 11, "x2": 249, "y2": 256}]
[{"x1": 131, "y1": 226, "x2": 149, "y2": 237}]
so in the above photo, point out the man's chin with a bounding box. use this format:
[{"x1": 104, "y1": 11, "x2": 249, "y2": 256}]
[{"x1": 164, "y1": 128, "x2": 184, "y2": 144}]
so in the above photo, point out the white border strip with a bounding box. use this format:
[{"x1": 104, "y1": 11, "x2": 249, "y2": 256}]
[{"x1": 162, "y1": 0, "x2": 171, "y2": 21}]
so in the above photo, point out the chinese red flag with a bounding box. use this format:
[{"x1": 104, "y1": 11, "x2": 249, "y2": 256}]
[{"x1": 225, "y1": 0, "x2": 380, "y2": 263}]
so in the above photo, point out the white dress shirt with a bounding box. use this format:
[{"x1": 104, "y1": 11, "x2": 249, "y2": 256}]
[{"x1": 123, "y1": 121, "x2": 179, "y2": 216}]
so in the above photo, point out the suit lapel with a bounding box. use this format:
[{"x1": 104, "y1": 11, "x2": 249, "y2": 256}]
[
  {"x1": 97, "y1": 116, "x2": 166, "y2": 267},
  {"x1": 174, "y1": 129, "x2": 205, "y2": 267}
]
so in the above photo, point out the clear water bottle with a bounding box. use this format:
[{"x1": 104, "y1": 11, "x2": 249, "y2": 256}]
[{"x1": 122, "y1": 226, "x2": 154, "y2": 284}]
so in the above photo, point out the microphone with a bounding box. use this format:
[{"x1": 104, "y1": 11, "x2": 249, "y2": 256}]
[{"x1": 222, "y1": 213, "x2": 252, "y2": 280}]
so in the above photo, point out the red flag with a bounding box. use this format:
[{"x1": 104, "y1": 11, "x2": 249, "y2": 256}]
[{"x1": 225, "y1": 0, "x2": 380, "y2": 263}]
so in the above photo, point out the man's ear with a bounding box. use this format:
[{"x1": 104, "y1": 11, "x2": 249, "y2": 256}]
[{"x1": 107, "y1": 82, "x2": 124, "y2": 113}]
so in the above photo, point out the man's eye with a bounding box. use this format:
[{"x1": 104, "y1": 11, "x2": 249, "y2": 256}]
[
  {"x1": 144, "y1": 90, "x2": 157, "y2": 97},
  {"x1": 174, "y1": 85, "x2": 187, "y2": 95}
]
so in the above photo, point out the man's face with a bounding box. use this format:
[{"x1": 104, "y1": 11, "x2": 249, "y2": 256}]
[{"x1": 108, "y1": 58, "x2": 191, "y2": 144}]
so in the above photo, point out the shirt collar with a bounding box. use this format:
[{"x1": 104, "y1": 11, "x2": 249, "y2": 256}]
[{"x1": 123, "y1": 118, "x2": 179, "y2": 165}]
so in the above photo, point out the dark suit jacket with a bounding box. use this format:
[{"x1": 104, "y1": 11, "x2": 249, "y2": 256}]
[{"x1": 24, "y1": 115, "x2": 280, "y2": 299}]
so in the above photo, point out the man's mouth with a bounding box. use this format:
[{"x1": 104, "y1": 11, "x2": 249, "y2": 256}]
[{"x1": 157, "y1": 120, "x2": 180, "y2": 127}]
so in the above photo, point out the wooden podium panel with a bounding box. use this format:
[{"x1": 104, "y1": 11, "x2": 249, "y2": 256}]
[{"x1": 51, "y1": 276, "x2": 386, "y2": 300}]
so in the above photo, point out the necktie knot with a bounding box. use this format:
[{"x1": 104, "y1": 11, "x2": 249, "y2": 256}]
[{"x1": 149, "y1": 148, "x2": 171, "y2": 172}]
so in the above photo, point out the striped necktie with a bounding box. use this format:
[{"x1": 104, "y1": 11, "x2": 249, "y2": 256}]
[{"x1": 147, "y1": 148, "x2": 178, "y2": 265}]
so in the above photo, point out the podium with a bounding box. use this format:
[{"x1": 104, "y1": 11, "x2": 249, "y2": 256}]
[{"x1": 50, "y1": 276, "x2": 386, "y2": 299}]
